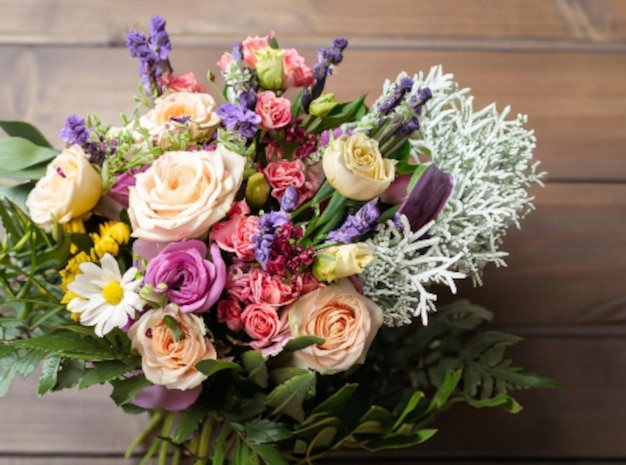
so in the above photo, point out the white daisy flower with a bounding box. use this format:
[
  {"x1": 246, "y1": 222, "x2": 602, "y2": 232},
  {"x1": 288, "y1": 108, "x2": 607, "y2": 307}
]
[{"x1": 67, "y1": 253, "x2": 143, "y2": 337}]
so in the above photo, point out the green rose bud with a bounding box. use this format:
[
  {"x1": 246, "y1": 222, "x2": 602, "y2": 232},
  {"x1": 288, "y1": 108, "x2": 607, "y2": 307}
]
[
  {"x1": 245, "y1": 172, "x2": 271, "y2": 209},
  {"x1": 309, "y1": 93, "x2": 339, "y2": 117},
  {"x1": 254, "y1": 48, "x2": 285, "y2": 91}
]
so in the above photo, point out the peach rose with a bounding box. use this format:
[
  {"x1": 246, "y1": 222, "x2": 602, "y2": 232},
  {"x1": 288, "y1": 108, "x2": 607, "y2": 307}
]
[
  {"x1": 287, "y1": 279, "x2": 383, "y2": 374},
  {"x1": 255, "y1": 91, "x2": 292, "y2": 130},
  {"x1": 128, "y1": 306, "x2": 217, "y2": 390},
  {"x1": 322, "y1": 133, "x2": 396, "y2": 201},
  {"x1": 139, "y1": 91, "x2": 221, "y2": 147},
  {"x1": 26, "y1": 145, "x2": 102, "y2": 228},
  {"x1": 128, "y1": 146, "x2": 245, "y2": 242}
]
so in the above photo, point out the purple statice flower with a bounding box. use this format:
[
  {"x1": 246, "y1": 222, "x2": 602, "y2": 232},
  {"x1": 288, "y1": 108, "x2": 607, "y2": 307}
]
[
  {"x1": 319, "y1": 127, "x2": 354, "y2": 147},
  {"x1": 302, "y1": 37, "x2": 349, "y2": 111},
  {"x1": 60, "y1": 114, "x2": 91, "y2": 146},
  {"x1": 252, "y1": 210, "x2": 289, "y2": 269},
  {"x1": 280, "y1": 185, "x2": 299, "y2": 213},
  {"x1": 126, "y1": 15, "x2": 172, "y2": 96},
  {"x1": 378, "y1": 77, "x2": 414, "y2": 115},
  {"x1": 397, "y1": 164, "x2": 454, "y2": 232},
  {"x1": 327, "y1": 202, "x2": 380, "y2": 243},
  {"x1": 216, "y1": 102, "x2": 261, "y2": 139}
]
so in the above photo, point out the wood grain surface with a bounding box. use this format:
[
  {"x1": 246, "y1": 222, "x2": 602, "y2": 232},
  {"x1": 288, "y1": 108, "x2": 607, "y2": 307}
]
[{"x1": 0, "y1": 1, "x2": 624, "y2": 464}]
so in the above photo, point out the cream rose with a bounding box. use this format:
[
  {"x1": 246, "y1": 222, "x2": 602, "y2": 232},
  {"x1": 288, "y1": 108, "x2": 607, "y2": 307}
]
[
  {"x1": 322, "y1": 133, "x2": 395, "y2": 201},
  {"x1": 128, "y1": 146, "x2": 245, "y2": 242},
  {"x1": 139, "y1": 91, "x2": 221, "y2": 147},
  {"x1": 287, "y1": 279, "x2": 383, "y2": 374},
  {"x1": 312, "y1": 243, "x2": 374, "y2": 283},
  {"x1": 26, "y1": 145, "x2": 102, "y2": 228},
  {"x1": 128, "y1": 306, "x2": 217, "y2": 390}
]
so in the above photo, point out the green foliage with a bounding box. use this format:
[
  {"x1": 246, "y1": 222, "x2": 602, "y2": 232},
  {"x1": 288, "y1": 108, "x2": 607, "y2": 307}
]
[
  {"x1": 0, "y1": 137, "x2": 58, "y2": 181},
  {"x1": 0, "y1": 120, "x2": 53, "y2": 148}
]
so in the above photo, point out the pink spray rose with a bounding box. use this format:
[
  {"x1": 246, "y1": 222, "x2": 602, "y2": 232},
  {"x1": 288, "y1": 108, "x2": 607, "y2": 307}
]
[
  {"x1": 255, "y1": 91, "x2": 292, "y2": 130},
  {"x1": 282, "y1": 48, "x2": 315, "y2": 88},
  {"x1": 217, "y1": 297, "x2": 244, "y2": 332},
  {"x1": 248, "y1": 269, "x2": 299, "y2": 307},
  {"x1": 160, "y1": 72, "x2": 206, "y2": 93},
  {"x1": 241, "y1": 303, "x2": 290, "y2": 355},
  {"x1": 142, "y1": 240, "x2": 226, "y2": 313},
  {"x1": 263, "y1": 159, "x2": 320, "y2": 206},
  {"x1": 241, "y1": 31, "x2": 275, "y2": 67},
  {"x1": 210, "y1": 201, "x2": 251, "y2": 253}
]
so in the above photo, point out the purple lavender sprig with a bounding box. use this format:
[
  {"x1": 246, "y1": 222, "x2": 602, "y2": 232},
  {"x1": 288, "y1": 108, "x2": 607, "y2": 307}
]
[
  {"x1": 59, "y1": 114, "x2": 114, "y2": 165},
  {"x1": 126, "y1": 15, "x2": 173, "y2": 97},
  {"x1": 327, "y1": 202, "x2": 380, "y2": 243},
  {"x1": 302, "y1": 38, "x2": 348, "y2": 111}
]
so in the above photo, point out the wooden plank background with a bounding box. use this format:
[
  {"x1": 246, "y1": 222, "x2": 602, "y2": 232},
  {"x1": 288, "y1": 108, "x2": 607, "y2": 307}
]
[{"x1": 1, "y1": 0, "x2": 625, "y2": 463}]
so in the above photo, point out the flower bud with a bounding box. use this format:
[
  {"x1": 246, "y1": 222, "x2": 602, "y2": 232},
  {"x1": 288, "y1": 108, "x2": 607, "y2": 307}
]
[
  {"x1": 254, "y1": 48, "x2": 285, "y2": 91},
  {"x1": 309, "y1": 93, "x2": 338, "y2": 117},
  {"x1": 245, "y1": 172, "x2": 271, "y2": 209}
]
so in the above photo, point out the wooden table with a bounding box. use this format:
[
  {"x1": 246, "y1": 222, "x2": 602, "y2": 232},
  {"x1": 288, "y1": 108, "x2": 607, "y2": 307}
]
[{"x1": 1, "y1": 1, "x2": 625, "y2": 463}]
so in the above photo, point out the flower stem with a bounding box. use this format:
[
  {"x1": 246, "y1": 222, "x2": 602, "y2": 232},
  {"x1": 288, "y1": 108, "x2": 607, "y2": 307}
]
[
  {"x1": 194, "y1": 416, "x2": 213, "y2": 465},
  {"x1": 158, "y1": 412, "x2": 176, "y2": 465},
  {"x1": 125, "y1": 409, "x2": 164, "y2": 459}
]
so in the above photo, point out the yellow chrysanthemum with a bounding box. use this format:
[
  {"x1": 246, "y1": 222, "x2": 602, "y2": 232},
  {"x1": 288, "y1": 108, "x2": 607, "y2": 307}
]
[
  {"x1": 99, "y1": 221, "x2": 131, "y2": 246},
  {"x1": 90, "y1": 233, "x2": 121, "y2": 260},
  {"x1": 60, "y1": 251, "x2": 92, "y2": 290},
  {"x1": 62, "y1": 218, "x2": 87, "y2": 234}
]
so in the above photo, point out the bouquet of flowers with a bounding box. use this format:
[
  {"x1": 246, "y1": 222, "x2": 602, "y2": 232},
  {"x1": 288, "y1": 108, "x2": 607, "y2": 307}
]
[{"x1": 0, "y1": 16, "x2": 557, "y2": 465}]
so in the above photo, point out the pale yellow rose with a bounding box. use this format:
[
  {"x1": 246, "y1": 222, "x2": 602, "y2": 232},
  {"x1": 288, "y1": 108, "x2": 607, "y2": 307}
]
[
  {"x1": 287, "y1": 279, "x2": 383, "y2": 374},
  {"x1": 322, "y1": 133, "x2": 395, "y2": 201},
  {"x1": 128, "y1": 307, "x2": 217, "y2": 390},
  {"x1": 26, "y1": 145, "x2": 102, "y2": 228},
  {"x1": 139, "y1": 91, "x2": 221, "y2": 148},
  {"x1": 128, "y1": 146, "x2": 245, "y2": 242},
  {"x1": 312, "y1": 243, "x2": 374, "y2": 283}
]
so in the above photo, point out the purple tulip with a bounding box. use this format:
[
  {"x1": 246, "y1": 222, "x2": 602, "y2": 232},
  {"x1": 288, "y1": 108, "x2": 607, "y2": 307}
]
[
  {"x1": 133, "y1": 383, "x2": 202, "y2": 411},
  {"x1": 143, "y1": 240, "x2": 226, "y2": 313},
  {"x1": 397, "y1": 165, "x2": 454, "y2": 232}
]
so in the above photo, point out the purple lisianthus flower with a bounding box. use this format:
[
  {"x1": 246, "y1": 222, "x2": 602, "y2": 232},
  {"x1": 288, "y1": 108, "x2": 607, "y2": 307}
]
[
  {"x1": 397, "y1": 164, "x2": 454, "y2": 232},
  {"x1": 142, "y1": 240, "x2": 226, "y2": 313},
  {"x1": 133, "y1": 383, "x2": 202, "y2": 411},
  {"x1": 107, "y1": 165, "x2": 149, "y2": 208},
  {"x1": 216, "y1": 102, "x2": 261, "y2": 139}
]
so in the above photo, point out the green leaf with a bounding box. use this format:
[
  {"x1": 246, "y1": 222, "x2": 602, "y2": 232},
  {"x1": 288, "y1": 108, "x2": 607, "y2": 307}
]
[
  {"x1": 265, "y1": 370, "x2": 315, "y2": 422},
  {"x1": 290, "y1": 90, "x2": 304, "y2": 117},
  {"x1": 38, "y1": 353, "x2": 62, "y2": 395},
  {"x1": 195, "y1": 359, "x2": 241, "y2": 378},
  {"x1": 422, "y1": 370, "x2": 462, "y2": 417},
  {"x1": 0, "y1": 137, "x2": 58, "y2": 172},
  {"x1": 269, "y1": 366, "x2": 310, "y2": 385},
  {"x1": 365, "y1": 428, "x2": 438, "y2": 452},
  {"x1": 233, "y1": 437, "x2": 259, "y2": 465},
  {"x1": 250, "y1": 443, "x2": 288, "y2": 465},
  {"x1": 171, "y1": 406, "x2": 209, "y2": 444},
  {"x1": 241, "y1": 350, "x2": 269, "y2": 388},
  {"x1": 306, "y1": 426, "x2": 338, "y2": 454},
  {"x1": 0, "y1": 350, "x2": 20, "y2": 397},
  {"x1": 10, "y1": 331, "x2": 117, "y2": 361},
  {"x1": 312, "y1": 383, "x2": 358, "y2": 415},
  {"x1": 0, "y1": 182, "x2": 35, "y2": 210},
  {"x1": 283, "y1": 335, "x2": 325, "y2": 352},
  {"x1": 392, "y1": 391, "x2": 424, "y2": 431},
  {"x1": 358, "y1": 406, "x2": 394, "y2": 433},
  {"x1": 110, "y1": 374, "x2": 151, "y2": 406},
  {"x1": 244, "y1": 419, "x2": 292, "y2": 444},
  {"x1": 0, "y1": 121, "x2": 53, "y2": 148},
  {"x1": 466, "y1": 393, "x2": 523, "y2": 413},
  {"x1": 54, "y1": 359, "x2": 85, "y2": 389},
  {"x1": 163, "y1": 315, "x2": 185, "y2": 342},
  {"x1": 78, "y1": 360, "x2": 137, "y2": 390}
]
